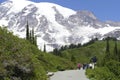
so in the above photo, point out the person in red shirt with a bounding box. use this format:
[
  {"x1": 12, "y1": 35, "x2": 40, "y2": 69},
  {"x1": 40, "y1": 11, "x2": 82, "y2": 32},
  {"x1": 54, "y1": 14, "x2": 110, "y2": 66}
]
[{"x1": 77, "y1": 63, "x2": 81, "y2": 70}]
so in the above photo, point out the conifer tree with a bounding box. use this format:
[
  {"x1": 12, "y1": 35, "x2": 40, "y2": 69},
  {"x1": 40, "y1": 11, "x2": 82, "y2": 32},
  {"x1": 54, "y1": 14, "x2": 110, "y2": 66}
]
[
  {"x1": 114, "y1": 40, "x2": 118, "y2": 61},
  {"x1": 103, "y1": 37, "x2": 110, "y2": 65},
  {"x1": 53, "y1": 48, "x2": 58, "y2": 55},
  {"x1": 26, "y1": 21, "x2": 29, "y2": 40},
  {"x1": 26, "y1": 22, "x2": 37, "y2": 46},
  {"x1": 114, "y1": 40, "x2": 117, "y2": 54},
  {"x1": 34, "y1": 35, "x2": 37, "y2": 46},
  {"x1": 32, "y1": 28, "x2": 34, "y2": 44},
  {"x1": 29, "y1": 30, "x2": 32, "y2": 42},
  {"x1": 106, "y1": 37, "x2": 110, "y2": 55},
  {"x1": 60, "y1": 46, "x2": 64, "y2": 51},
  {"x1": 118, "y1": 49, "x2": 120, "y2": 62},
  {"x1": 43, "y1": 44, "x2": 46, "y2": 52}
]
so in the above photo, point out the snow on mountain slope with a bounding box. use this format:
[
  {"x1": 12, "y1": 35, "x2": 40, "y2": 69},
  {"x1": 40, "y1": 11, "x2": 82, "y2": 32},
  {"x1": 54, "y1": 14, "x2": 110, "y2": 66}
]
[
  {"x1": 7, "y1": 0, "x2": 32, "y2": 13},
  {"x1": 0, "y1": 0, "x2": 120, "y2": 51},
  {"x1": 0, "y1": 19, "x2": 8, "y2": 26}
]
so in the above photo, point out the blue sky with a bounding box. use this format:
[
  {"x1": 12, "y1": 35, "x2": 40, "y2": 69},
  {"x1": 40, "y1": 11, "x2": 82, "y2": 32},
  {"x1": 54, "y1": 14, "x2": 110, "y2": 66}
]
[{"x1": 0, "y1": 0, "x2": 120, "y2": 21}]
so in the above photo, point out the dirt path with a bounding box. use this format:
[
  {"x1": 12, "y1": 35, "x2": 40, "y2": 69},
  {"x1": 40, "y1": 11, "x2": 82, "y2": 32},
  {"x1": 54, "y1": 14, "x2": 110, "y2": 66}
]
[{"x1": 50, "y1": 69, "x2": 89, "y2": 80}]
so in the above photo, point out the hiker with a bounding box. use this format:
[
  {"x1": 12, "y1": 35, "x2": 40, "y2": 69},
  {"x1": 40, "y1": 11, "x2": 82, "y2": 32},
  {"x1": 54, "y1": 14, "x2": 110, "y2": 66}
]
[
  {"x1": 82, "y1": 63, "x2": 86, "y2": 69},
  {"x1": 89, "y1": 63, "x2": 95, "y2": 69},
  {"x1": 77, "y1": 63, "x2": 81, "y2": 70},
  {"x1": 86, "y1": 63, "x2": 89, "y2": 69},
  {"x1": 89, "y1": 63, "x2": 92, "y2": 69},
  {"x1": 91, "y1": 56, "x2": 97, "y2": 64}
]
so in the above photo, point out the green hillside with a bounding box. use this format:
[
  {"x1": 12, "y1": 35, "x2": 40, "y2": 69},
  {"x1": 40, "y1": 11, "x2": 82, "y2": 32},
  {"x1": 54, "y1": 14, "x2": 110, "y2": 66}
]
[
  {"x1": 0, "y1": 27, "x2": 74, "y2": 80},
  {"x1": 59, "y1": 39, "x2": 120, "y2": 80},
  {"x1": 60, "y1": 41, "x2": 105, "y2": 64},
  {"x1": 60, "y1": 40, "x2": 120, "y2": 64}
]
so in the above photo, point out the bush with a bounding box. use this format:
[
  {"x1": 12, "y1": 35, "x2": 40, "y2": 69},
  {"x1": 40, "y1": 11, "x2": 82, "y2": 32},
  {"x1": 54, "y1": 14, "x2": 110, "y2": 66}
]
[
  {"x1": 56, "y1": 65, "x2": 65, "y2": 71},
  {"x1": 106, "y1": 60, "x2": 120, "y2": 78},
  {"x1": 86, "y1": 69, "x2": 95, "y2": 78},
  {"x1": 86, "y1": 67, "x2": 116, "y2": 80}
]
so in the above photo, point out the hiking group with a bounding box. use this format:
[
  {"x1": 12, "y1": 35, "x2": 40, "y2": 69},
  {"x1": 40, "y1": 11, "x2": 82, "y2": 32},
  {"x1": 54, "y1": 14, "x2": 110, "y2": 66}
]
[{"x1": 77, "y1": 56, "x2": 97, "y2": 70}]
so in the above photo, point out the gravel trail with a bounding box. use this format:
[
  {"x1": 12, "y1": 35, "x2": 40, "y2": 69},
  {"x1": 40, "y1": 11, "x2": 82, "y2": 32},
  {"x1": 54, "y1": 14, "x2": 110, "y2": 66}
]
[{"x1": 50, "y1": 69, "x2": 89, "y2": 80}]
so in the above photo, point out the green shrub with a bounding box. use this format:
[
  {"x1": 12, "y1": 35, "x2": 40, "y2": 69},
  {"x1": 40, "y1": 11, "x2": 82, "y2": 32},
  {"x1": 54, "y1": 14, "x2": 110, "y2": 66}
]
[
  {"x1": 86, "y1": 67, "x2": 116, "y2": 80},
  {"x1": 106, "y1": 60, "x2": 120, "y2": 78},
  {"x1": 86, "y1": 69, "x2": 95, "y2": 78},
  {"x1": 56, "y1": 65, "x2": 65, "y2": 71}
]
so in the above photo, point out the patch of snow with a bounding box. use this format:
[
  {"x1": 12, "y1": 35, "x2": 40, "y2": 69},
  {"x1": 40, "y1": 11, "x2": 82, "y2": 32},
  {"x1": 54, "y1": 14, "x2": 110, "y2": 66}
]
[
  {"x1": 0, "y1": 20, "x2": 8, "y2": 27},
  {"x1": 7, "y1": 0, "x2": 34, "y2": 14},
  {"x1": 98, "y1": 26, "x2": 120, "y2": 35}
]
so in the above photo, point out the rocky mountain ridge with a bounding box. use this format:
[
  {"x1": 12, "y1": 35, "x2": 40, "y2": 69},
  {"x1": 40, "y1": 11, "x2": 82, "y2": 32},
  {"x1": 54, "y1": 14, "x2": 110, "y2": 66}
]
[{"x1": 0, "y1": 0, "x2": 120, "y2": 51}]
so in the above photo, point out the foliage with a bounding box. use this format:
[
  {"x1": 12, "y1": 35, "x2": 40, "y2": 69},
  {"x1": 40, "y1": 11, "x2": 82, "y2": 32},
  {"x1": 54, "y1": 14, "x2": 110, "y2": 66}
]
[
  {"x1": 59, "y1": 41, "x2": 106, "y2": 65},
  {"x1": 86, "y1": 60, "x2": 120, "y2": 80},
  {"x1": 106, "y1": 60, "x2": 120, "y2": 78},
  {"x1": 0, "y1": 27, "x2": 74, "y2": 80},
  {"x1": 52, "y1": 38, "x2": 97, "y2": 56},
  {"x1": 71, "y1": 55, "x2": 76, "y2": 63},
  {"x1": 52, "y1": 38, "x2": 99, "y2": 66},
  {"x1": 86, "y1": 37, "x2": 120, "y2": 80},
  {"x1": 86, "y1": 67, "x2": 116, "y2": 80},
  {"x1": 52, "y1": 36, "x2": 120, "y2": 80}
]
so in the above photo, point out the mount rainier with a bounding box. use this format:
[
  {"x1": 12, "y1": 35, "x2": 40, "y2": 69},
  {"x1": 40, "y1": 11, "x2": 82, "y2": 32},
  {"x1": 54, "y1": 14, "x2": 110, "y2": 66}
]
[{"x1": 0, "y1": 0, "x2": 120, "y2": 51}]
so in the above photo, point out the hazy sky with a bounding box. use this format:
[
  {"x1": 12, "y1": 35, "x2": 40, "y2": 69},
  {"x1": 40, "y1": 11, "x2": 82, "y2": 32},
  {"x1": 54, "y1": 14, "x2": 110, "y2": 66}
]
[{"x1": 0, "y1": 0, "x2": 120, "y2": 21}]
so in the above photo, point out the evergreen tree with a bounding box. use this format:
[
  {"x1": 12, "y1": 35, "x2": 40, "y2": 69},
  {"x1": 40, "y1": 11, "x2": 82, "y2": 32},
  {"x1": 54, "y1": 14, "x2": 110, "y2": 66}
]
[
  {"x1": 64, "y1": 45, "x2": 68, "y2": 50},
  {"x1": 114, "y1": 40, "x2": 118, "y2": 61},
  {"x1": 29, "y1": 30, "x2": 32, "y2": 42},
  {"x1": 53, "y1": 48, "x2": 58, "y2": 55},
  {"x1": 25, "y1": 22, "x2": 37, "y2": 46},
  {"x1": 103, "y1": 37, "x2": 110, "y2": 65},
  {"x1": 69, "y1": 44, "x2": 76, "y2": 49},
  {"x1": 77, "y1": 43, "x2": 81, "y2": 48},
  {"x1": 53, "y1": 48, "x2": 61, "y2": 56},
  {"x1": 32, "y1": 28, "x2": 34, "y2": 44},
  {"x1": 26, "y1": 21, "x2": 29, "y2": 40},
  {"x1": 43, "y1": 44, "x2": 46, "y2": 52},
  {"x1": 59, "y1": 46, "x2": 64, "y2": 51},
  {"x1": 118, "y1": 49, "x2": 120, "y2": 62},
  {"x1": 106, "y1": 37, "x2": 110, "y2": 54},
  {"x1": 34, "y1": 36, "x2": 37, "y2": 46}
]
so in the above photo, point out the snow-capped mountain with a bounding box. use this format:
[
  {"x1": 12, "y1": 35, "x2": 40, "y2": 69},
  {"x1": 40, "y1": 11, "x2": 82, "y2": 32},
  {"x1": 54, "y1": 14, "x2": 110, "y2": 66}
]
[{"x1": 0, "y1": 0, "x2": 120, "y2": 51}]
